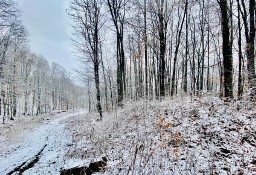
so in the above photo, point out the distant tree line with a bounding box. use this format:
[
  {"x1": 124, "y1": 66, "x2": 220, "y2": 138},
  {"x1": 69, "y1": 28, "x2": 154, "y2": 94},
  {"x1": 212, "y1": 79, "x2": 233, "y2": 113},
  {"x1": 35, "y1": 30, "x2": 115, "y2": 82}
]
[
  {"x1": 0, "y1": 0, "x2": 86, "y2": 122},
  {"x1": 69, "y1": 0, "x2": 255, "y2": 118}
]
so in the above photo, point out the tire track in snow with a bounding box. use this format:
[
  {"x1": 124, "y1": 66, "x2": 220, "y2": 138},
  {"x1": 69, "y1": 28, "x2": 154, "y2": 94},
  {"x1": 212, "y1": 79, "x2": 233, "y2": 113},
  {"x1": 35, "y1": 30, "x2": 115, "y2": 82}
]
[
  {"x1": 6, "y1": 144, "x2": 47, "y2": 175},
  {"x1": 0, "y1": 111, "x2": 87, "y2": 175}
]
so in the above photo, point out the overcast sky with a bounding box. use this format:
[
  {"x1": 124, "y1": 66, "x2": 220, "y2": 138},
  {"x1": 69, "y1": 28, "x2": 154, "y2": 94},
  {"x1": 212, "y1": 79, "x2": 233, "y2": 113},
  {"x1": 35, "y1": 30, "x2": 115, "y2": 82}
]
[{"x1": 16, "y1": 0, "x2": 76, "y2": 73}]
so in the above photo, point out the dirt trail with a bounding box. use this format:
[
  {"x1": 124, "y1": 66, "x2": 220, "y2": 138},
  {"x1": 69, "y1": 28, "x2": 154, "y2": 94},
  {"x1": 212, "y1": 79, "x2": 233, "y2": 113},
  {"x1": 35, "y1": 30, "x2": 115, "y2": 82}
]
[{"x1": 0, "y1": 111, "x2": 86, "y2": 175}]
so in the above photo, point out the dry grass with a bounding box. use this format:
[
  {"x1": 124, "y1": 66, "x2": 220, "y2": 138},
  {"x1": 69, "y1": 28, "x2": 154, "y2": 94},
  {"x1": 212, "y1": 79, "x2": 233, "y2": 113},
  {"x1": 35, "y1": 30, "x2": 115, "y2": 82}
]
[{"x1": 64, "y1": 97, "x2": 256, "y2": 174}]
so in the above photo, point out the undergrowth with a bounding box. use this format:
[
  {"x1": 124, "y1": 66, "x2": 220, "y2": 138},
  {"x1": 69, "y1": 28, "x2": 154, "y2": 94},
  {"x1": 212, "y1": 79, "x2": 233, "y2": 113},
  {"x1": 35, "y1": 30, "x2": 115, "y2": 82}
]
[{"x1": 65, "y1": 96, "x2": 256, "y2": 175}]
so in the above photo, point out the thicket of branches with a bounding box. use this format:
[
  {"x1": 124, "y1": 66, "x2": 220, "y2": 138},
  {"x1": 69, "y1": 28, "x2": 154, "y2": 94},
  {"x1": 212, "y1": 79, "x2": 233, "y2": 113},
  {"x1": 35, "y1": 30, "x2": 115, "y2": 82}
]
[{"x1": 69, "y1": 0, "x2": 255, "y2": 117}]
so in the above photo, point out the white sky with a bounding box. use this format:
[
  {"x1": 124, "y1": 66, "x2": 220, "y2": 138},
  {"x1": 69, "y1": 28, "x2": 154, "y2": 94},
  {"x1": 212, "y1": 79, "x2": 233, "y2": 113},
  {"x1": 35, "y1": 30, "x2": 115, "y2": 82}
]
[{"x1": 16, "y1": 0, "x2": 76, "y2": 73}]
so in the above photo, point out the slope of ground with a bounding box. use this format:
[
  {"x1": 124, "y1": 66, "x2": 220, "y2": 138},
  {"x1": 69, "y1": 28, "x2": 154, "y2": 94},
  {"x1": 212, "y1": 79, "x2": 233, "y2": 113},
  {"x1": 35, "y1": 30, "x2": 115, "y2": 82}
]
[
  {"x1": 66, "y1": 96, "x2": 256, "y2": 175},
  {"x1": 0, "y1": 96, "x2": 255, "y2": 175}
]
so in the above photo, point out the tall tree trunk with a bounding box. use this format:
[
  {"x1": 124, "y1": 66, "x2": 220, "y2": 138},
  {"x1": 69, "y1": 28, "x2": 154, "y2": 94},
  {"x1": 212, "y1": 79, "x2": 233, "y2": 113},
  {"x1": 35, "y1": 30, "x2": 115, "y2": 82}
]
[
  {"x1": 237, "y1": 0, "x2": 244, "y2": 98},
  {"x1": 200, "y1": 0, "x2": 205, "y2": 92},
  {"x1": 94, "y1": 11, "x2": 103, "y2": 119},
  {"x1": 106, "y1": 0, "x2": 126, "y2": 105},
  {"x1": 191, "y1": 17, "x2": 196, "y2": 95},
  {"x1": 218, "y1": 0, "x2": 233, "y2": 98},
  {"x1": 171, "y1": 5, "x2": 186, "y2": 96},
  {"x1": 248, "y1": 0, "x2": 256, "y2": 87},
  {"x1": 206, "y1": 0, "x2": 211, "y2": 91},
  {"x1": 144, "y1": 0, "x2": 148, "y2": 98},
  {"x1": 240, "y1": 0, "x2": 256, "y2": 88},
  {"x1": 183, "y1": 0, "x2": 188, "y2": 93},
  {"x1": 158, "y1": 0, "x2": 166, "y2": 97}
]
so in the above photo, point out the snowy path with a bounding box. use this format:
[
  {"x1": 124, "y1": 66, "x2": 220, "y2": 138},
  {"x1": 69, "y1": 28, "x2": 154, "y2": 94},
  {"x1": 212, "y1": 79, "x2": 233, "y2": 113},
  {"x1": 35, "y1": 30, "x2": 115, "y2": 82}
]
[{"x1": 0, "y1": 111, "x2": 87, "y2": 175}]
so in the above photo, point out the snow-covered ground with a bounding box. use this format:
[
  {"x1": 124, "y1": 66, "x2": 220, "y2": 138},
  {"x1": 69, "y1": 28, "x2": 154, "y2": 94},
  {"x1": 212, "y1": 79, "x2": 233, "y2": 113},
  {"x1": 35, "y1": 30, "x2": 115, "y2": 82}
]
[
  {"x1": 0, "y1": 110, "x2": 87, "y2": 175},
  {"x1": 1, "y1": 96, "x2": 256, "y2": 175},
  {"x1": 66, "y1": 96, "x2": 256, "y2": 175}
]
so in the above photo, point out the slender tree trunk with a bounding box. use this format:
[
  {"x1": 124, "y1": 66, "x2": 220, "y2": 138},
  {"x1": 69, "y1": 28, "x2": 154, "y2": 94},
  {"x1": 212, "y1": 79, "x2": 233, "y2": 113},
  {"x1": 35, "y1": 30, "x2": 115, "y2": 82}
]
[
  {"x1": 171, "y1": 5, "x2": 186, "y2": 96},
  {"x1": 108, "y1": 73, "x2": 114, "y2": 110},
  {"x1": 144, "y1": 0, "x2": 148, "y2": 98},
  {"x1": 191, "y1": 17, "x2": 196, "y2": 95},
  {"x1": 237, "y1": 0, "x2": 244, "y2": 98},
  {"x1": 94, "y1": 16, "x2": 103, "y2": 119},
  {"x1": 87, "y1": 80, "x2": 91, "y2": 113},
  {"x1": 36, "y1": 73, "x2": 41, "y2": 116},
  {"x1": 200, "y1": 0, "x2": 205, "y2": 92},
  {"x1": 183, "y1": 0, "x2": 188, "y2": 93},
  {"x1": 207, "y1": 0, "x2": 211, "y2": 91},
  {"x1": 94, "y1": 62, "x2": 102, "y2": 119}
]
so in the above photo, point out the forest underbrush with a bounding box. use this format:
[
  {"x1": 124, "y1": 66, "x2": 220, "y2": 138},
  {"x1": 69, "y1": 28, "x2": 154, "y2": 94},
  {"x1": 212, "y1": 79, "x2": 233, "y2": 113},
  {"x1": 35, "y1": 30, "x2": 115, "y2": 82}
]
[{"x1": 66, "y1": 96, "x2": 256, "y2": 175}]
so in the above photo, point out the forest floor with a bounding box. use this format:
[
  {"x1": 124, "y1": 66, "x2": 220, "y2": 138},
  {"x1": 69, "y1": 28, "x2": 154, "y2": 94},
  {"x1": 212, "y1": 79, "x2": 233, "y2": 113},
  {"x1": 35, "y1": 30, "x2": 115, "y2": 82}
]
[
  {"x1": 0, "y1": 96, "x2": 256, "y2": 175},
  {"x1": 64, "y1": 96, "x2": 256, "y2": 175}
]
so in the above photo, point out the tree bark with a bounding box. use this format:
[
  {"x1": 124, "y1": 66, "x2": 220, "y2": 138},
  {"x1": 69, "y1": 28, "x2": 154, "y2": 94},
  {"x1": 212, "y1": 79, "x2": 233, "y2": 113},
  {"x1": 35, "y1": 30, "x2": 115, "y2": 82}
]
[
  {"x1": 237, "y1": 0, "x2": 244, "y2": 98},
  {"x1": 218, "y1": 0, "x2": 233, "y2": 98}
]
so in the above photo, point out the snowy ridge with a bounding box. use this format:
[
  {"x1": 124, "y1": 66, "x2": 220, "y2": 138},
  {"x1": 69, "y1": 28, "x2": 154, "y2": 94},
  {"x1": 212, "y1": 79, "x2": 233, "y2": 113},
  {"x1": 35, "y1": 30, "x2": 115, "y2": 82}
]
[{"x1": 67, "y1": 97, "x2": 255, "y2": 175}]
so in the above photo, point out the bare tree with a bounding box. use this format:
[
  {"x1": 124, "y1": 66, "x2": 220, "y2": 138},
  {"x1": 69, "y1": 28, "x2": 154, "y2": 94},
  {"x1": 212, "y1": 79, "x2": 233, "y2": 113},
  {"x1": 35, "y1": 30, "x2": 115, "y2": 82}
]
[
  {"x1": 106, "y1": 0, "x2": 127, "y2": 105},
  {"x1": 69, "y1": 0, "x2": 104, "y2": 119},
  {"x1": 170, "y1": 2, "x2": 186, "y2": 96}
]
